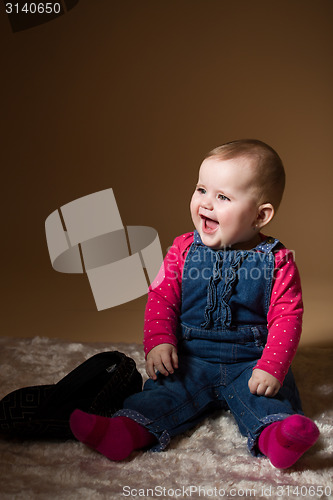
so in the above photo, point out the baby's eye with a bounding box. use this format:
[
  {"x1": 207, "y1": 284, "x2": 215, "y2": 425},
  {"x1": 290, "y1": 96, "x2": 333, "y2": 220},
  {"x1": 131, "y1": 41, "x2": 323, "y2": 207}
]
[
  {"x1": 218, "y1": 194, "x2": 230, "y2": 201},
  {"x1": 196, "y1": 187, "x2": 206, "y2": 194}
]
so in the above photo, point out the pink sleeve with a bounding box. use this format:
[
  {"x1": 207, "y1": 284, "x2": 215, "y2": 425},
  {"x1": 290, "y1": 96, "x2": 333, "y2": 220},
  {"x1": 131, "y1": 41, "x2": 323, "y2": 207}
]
[
  {"x1": 254, "y1": 248, "x2": 303, "y2": 385},
  {"x1": 143, "y1": 233, "x2": 193, "y2": 357}
]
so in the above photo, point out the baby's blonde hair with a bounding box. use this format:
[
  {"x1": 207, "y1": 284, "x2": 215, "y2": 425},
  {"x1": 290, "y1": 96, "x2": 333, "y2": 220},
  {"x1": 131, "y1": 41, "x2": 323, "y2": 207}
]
[{"x1": 205, "y1": 139, "x2": 285, "y2": 210}]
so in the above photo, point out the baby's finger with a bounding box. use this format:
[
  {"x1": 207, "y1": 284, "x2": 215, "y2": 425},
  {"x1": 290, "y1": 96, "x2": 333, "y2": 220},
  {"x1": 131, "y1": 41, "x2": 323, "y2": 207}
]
[
  {"x1": 248, "y1": 376, "x2": 258, "y2": 394},
  {"x1": 171, "y1": 350, "x2": 179, "y2": 370},
  {"x1": 255, "y1": 383, "x2": 267, "y2": 396},
  {"x1": 160, "y1": 354, "x2": 176, "y2": 375},
  {"x1": 265, "y1": 385, "x2": 280, "y2": 397},
  {"x1": 264, "y1": 386, "x2": 275, "y2": 397},
  {"x1": 154, "y1": 358, "x2": 170, "y2": 377},
  {"x1": 146, "y1": 358, "x2": 157, "y2": 380}
]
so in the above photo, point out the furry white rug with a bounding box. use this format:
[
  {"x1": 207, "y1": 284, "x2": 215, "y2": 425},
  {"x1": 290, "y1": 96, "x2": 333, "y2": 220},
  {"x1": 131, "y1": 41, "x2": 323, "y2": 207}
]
[{"x1": 0, "y1": 337, "x2": 332, "y2": 500}]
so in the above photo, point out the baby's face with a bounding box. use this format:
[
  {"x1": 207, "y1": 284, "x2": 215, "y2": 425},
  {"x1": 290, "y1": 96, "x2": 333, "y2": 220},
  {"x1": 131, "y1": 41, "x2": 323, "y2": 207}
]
[{"x1": 190, "y1": 156, "x2": 261, "y2": 249}]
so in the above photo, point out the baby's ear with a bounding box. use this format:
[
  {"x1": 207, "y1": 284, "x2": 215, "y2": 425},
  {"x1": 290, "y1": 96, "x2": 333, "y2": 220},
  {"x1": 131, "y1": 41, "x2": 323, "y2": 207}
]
[{"x1": 256, "y1": 203, "x2": 274, "y2": 228}]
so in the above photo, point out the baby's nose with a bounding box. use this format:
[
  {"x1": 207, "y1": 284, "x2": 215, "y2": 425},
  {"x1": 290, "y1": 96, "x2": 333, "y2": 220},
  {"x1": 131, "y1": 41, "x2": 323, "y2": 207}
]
[{"x1": 201, "y1": 197, "x2": 214, "y2": 210}]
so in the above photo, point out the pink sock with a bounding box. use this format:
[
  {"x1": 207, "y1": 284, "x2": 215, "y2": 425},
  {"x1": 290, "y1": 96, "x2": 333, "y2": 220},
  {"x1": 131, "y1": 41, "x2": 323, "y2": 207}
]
[
  {"x1": 258, "y1": 415, "x2": 320, "y2": 469},
  {"x1": 69, "y1": 410, "x2": 156, "y2": 461}
]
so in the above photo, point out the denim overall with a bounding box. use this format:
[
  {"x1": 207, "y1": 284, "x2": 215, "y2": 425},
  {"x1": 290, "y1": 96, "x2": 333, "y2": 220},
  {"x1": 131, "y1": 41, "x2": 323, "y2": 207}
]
[{"x1": 117, "y1": 231, "x2": 303, "y2": 454}]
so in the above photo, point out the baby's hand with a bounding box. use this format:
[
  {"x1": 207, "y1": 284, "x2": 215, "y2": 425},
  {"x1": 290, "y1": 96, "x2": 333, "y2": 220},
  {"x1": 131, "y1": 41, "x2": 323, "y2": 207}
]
[
  {"x1": 248, "y1": 368, "x2": 281, "y2": 397},
  {"x1": 146, "y1": 343, "x2": 179, "y2": 380}
]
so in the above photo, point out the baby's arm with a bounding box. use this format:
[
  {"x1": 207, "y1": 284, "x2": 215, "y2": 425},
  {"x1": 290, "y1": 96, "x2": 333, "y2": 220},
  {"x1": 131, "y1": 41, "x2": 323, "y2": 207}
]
[
  {"x1": 143, "y1": 233, "x2": 192, "y2": 377},
  {"x1": 146, "y1": 343, "x2": 179, "y2": 380},
  {"x1": 249, "y1": 249, "x2": 303, "y2": 397}
]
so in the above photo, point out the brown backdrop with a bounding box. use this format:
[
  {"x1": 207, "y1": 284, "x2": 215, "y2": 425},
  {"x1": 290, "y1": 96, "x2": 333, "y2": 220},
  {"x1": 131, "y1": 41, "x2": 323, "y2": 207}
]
[{"x1": 1, "y1": 0, "x2": 332, "y2": 346}]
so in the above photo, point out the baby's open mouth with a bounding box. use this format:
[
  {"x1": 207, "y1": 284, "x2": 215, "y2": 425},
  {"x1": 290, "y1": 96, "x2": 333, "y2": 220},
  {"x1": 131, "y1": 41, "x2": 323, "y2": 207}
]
[{"x1": 200, "y1": 215, "x2": 219, "y2": 233}]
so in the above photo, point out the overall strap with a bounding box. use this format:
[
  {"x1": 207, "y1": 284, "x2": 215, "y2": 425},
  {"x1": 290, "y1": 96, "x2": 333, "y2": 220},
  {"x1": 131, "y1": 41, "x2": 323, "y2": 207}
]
[{"x1": 255, "y1": 237, "x2": 283, "y2": 253}]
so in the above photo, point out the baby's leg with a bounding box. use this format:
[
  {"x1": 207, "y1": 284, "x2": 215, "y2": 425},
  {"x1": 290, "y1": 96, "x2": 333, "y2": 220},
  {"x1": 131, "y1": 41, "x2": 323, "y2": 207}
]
[
  {"x1": 70, "y1": 354, "x2": 221, "y2": 461},
  {"x1": 70, "y1": 410, "x2": 156, "y2": 461},
  {"x1": 258, "y1": 414, "x2": 319, "y2": 469},
  {"x1": 222, "y1": 362, "x2": 319, "y2": 468}
]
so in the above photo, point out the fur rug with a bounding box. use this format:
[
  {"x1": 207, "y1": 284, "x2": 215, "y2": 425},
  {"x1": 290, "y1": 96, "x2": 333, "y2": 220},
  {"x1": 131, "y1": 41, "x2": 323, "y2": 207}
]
[{"x1": 0, "y1": 337, "x2": 332, "y2": 500}]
